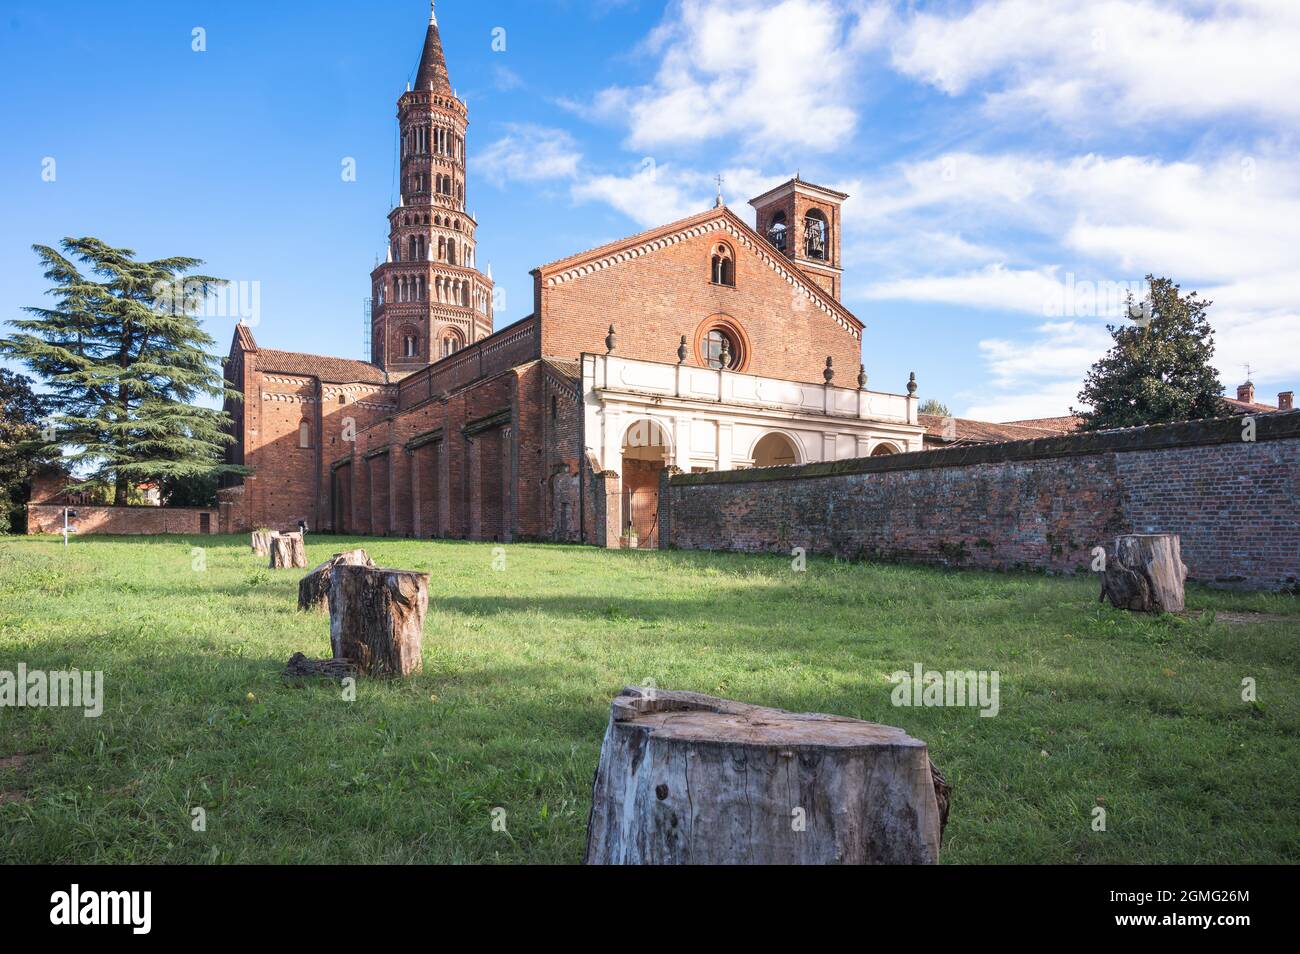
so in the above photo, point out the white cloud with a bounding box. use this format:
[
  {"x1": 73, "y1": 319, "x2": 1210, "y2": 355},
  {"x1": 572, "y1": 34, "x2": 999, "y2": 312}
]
[
  {"x1": 891, "y1": 0, "x2": 1300, "y2": 130},
  {"x1": 852, "y1": 147, "x2": 1300, "y2": 416},
  {"x1": 589, "y1": 0, "x2": 888, "y2": 153},
  {"x1": 861, "y1": 265, "x2": 1068, "y2": 315},
  {"x1": 571, "y1": 162, "x2": 790, "y2": 229},
  {"x1": 571, "y1": 160, "x2": 711, "y2": 227},
  {"x1": 476, "y1": 125, "x2": 582, "y2": 186}
]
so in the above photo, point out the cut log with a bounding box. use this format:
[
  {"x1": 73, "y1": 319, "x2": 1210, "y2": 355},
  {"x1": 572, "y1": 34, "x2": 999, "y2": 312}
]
[
  {"x1": 298, "y1": 548, "x2": 375, "y2": 613},
  {"x1": 1101, "y1": 533, "x2": 1187, "y2": 613},
  {"x1": 585, "y1": 688, "x2": 947, "y2": 865},
  {"x1": 328, "y1": 564, "x2": 428, "y2": 678},
  {"x1": 251, "y1": 529, "x2": 274, "y2": 557},
  {"x1": 268, "y1": 531, "x2": 307, "y2": 570},
  {"x1": 283, "y1": 651, "x2": 356, "y2": 682}
]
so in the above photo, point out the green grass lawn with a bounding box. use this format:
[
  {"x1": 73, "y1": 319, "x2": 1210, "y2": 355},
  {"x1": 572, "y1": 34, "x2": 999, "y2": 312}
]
[{"x1": 0, "y1": 533, "x2": 1296, "y2": 864}]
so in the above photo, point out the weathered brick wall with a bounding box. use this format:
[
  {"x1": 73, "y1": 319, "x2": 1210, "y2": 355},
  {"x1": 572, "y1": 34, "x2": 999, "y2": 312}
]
[
  {"x1": 662, "y1": 413, "x2": 1300, "y2": 591},
  {"x1": 27, "y1": 504, "x2": 219, "y2": 536}
]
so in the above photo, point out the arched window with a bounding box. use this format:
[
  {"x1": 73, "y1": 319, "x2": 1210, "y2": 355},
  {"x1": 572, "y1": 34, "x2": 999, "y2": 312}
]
[
  {"x1": 441, "y1": 329, "x2": 464, "y2": 358},
  {"x1": 804, "y1": 209, "x2": 828, "y2": 260},
  {"x1": 550, "y1": 395, "x2": 558, "y2": 421},
  {"x1": 447, "y1": 240, "x2": 456, "y2": 266},
  {"x1": 298, "y1": 421, "x2": 311, "y2": 448},
  {"x1": 403, "y1": 334, "x2": 418, "y2": 358},
  {"x1": 870, "y1": 442, "x2": 899, "y2": 456},
  {"x1": 767, "y1": 211, "x2": 788, "y2": 250},
  {"x1": 409, "y1": 236, "x2": 417, "y2": 261},
  {"x1": 711, "y1": 243, "x2": 735, "y2": 286}
]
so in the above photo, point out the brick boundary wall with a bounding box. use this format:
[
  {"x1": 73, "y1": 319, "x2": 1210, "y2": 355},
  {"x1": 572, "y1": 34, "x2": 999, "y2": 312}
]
[
  {"x1": 660, "y1": 411, "x2": 1300, "y2": 591},
  {"x1": 26, "y1": 504, "x2": 220, "y2": 536}
]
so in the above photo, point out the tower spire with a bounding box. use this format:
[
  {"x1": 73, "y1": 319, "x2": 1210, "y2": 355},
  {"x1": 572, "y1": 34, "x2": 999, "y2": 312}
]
[{"x1": 415, "y1": 1, "x2": 450, "y2": 92}]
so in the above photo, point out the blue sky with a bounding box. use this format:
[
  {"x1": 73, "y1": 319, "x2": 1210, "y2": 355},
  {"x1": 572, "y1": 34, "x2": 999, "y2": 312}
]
[{"x1": 2, "y1": 0, "x2": 1297, "y2": 419}]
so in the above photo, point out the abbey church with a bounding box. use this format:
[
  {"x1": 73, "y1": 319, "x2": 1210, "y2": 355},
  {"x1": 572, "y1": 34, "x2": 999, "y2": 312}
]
[{"x1": 219, "y1": 3, "x2": 926, "y2": 547}]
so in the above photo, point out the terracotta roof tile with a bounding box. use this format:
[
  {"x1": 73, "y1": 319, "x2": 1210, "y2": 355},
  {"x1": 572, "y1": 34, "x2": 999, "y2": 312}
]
[
  {"x1": 1001, "y1": 415, "x2": 1085, "y2": 433},
  {"x1": 920, "y1": 414, "x2": 1060, "y2": 445},
  {"x1": 256, "y1": 349, "x2": 391, "y2": 385}
]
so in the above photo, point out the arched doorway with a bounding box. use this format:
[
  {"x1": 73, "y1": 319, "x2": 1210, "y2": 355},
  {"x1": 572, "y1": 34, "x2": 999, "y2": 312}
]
[
  {"x1": 752, "y1": 432, "x2": 799, "y2": 468},
  {"x1": 621, "y1": 419, "x2": 671, "y2": 548},
  {"x1": 871, "y1": 442, "x2": 900, "y2": 456}
]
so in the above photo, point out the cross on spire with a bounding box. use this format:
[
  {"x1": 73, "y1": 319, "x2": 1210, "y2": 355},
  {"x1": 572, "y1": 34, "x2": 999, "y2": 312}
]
[
  {"x1": 430, "y1": 0, "x2": 438, "y2": 25},
  {"x1": 714, "y1": 173, "x2": 725, "y2": 208}
]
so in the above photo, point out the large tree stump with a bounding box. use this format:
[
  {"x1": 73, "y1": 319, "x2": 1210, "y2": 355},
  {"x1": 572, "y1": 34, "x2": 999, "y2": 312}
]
[
  {"x1": 1100, "y1": 533, "x2": 1187, "y2": 613},
  {"x1": 251, "y1": 529, "x2": 274, "y2": 557},
  {"x1": 298, "y1": 548, "x2": 375, "y2": 613},
  {"x1": 585, "y1": 688, "x2": 948, "y2": 865},
  {"x1": 268, "y1": 531, "x2": 307, "y2": 570},
  {"x1": 329, "y1": 564, "x2": 428, "y2": 678}
]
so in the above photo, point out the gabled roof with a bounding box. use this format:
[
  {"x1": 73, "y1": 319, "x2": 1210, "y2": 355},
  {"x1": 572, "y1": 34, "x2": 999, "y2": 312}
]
[
  {"x1": 231, "y1": 325, "x2": 390, "y2": 385},
  {"x1": 533, "y1": 205, "x2": 864, "y2": 337},
  {"x1": 257, "y1": 349, "x2": 391, "y2": 385}
]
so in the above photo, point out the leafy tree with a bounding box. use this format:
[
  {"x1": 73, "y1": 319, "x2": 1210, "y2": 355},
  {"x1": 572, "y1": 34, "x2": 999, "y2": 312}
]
[
  {"x1": 160, "y1": 470, "x2": 219, "y2": 508},
  {"x1": 1, "y1": 238, "x2": 243, "y2": 505},
  {"x1": 918, "y1": 398, "x2": 951, "y2": 417},
  {"x1": 1074, "y1": 275, "x2": 1223, "y2": 430},
  {"x1": 0, "y1": 368, "x2": 51, "y2": 533}
]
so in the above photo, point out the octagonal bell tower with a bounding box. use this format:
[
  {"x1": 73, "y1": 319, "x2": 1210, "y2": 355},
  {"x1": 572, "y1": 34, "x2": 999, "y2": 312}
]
[{"x1": 369, "y1": 1, "x2": 494, "y2": 373}]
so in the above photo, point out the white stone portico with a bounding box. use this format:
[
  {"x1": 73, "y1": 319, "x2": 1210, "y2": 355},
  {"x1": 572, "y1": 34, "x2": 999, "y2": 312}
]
[{"x1": 582, "y1": 352, "x2": 924, "y2": 475}]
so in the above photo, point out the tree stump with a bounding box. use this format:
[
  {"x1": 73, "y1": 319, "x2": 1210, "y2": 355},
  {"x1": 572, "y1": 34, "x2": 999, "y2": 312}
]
[
  {"x1": 1100, "y1": 533, "x2": 1187, "y2": 613},
  {"x1": 268, "y1": 531, "x2": 307, "y2": 570},
  {"x1": 251, "y1": 529, "x2": 274, "y2": 557},
  {"x1": 585, "y1": 688, "x2": 948, "y2": 865},
  {"x1": 328, "y1": 564, "x2": 428, "y2": 678},
  {"x1": 298, "y1": 548, "x2": 375, "y2": 613}
]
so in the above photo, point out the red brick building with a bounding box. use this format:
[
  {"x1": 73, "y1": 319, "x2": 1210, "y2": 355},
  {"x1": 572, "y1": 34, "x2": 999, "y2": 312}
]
[{"x1": 219, "y1": 3, "x2": 924, "y2": 545}]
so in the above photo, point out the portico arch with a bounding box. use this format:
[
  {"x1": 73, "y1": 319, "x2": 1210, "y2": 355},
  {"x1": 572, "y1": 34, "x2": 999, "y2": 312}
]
[
  {"x1": 620, "y1": 418, "x2": 671, "y2": 548},
  {"x1": 751, "y1": 431, "x2": 800, "y2": 468},
  {"x1": 870, "y1": 441, "x2": 901, "y2": 456}
]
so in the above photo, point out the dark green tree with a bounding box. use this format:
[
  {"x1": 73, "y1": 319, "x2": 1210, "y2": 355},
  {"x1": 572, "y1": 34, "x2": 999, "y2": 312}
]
[
  {"x1": 0, "y1": 368, "x2": 51, "y2": 533},
  {"x1": 1, "y1": 238, "x2": 242, "y2": 505},
  {"x1": 918, "y1": 398, "x2": 951, "y2": 417},
  {"x1": 1074, "y1": 275, "x2": 1223, "y2": 430}
]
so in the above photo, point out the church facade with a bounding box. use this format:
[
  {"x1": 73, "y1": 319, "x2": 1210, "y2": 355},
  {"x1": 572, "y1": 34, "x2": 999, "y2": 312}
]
[{"x1": 219, "y1": 3, "x2": 924, "y2": 546}]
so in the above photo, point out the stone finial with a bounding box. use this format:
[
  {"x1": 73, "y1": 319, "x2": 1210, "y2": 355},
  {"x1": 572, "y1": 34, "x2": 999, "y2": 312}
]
[
  {"x1": 677, "y1": 335, "x2": 688, "y2": 364},
  {"x1": 719, "y1": 337, "x2": 732, "y2": 370},
  {"x1": 823, "y1": 356, "x2": 834, "y2": 383},
  {"x1": 907, "y1": 371, "x2": 918, "y2": 395},
  {"x1": 605, "y1": 324, "x2": 616, "y2": 354},
  {"x1": 857, "y1": 364, "x2": 868, "y2": 389}
]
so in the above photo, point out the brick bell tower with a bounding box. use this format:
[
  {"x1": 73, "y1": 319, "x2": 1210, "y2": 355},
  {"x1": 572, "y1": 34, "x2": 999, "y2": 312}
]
[
  {"x1": 369, "y1": 1, "x2": 494, "y2": 373},
  {"x1": 748, "y1": 176, "x2": 848, "y2": 302}
]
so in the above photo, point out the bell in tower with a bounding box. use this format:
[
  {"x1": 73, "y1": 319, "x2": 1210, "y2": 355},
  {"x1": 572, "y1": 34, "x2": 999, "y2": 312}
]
[{"x1": 748, "y1": 176, "x2": 848, "y2": 302}]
